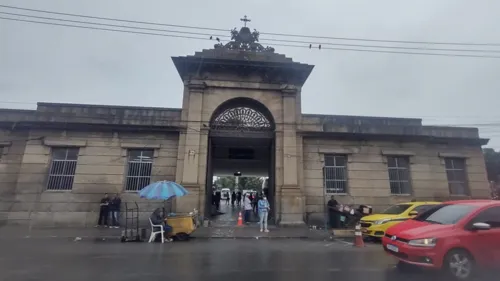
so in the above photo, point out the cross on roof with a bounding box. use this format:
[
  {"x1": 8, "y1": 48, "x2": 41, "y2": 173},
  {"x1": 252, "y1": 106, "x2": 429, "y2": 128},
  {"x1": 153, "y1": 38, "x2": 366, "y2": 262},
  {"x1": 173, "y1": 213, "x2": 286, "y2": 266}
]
[{"x1": 240, "y1": 15, "x2": 251, "y2": 27}]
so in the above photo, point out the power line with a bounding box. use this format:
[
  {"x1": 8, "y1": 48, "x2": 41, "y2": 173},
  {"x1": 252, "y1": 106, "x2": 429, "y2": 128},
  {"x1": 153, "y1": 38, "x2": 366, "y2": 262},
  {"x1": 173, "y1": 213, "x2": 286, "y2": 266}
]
[
  {"x1": 0, "y1": 4, "x2": 229, "y2": 32},
  {"x1": 0, "y1": 12, "x2": 230, "y2": 39},
  {"x1": 3, "y1": 17, "x2": 500, "y2": 59},
  {"x1": 0, "y1": 101, "x2": 500, "y2": 126},
  {"x1": 1, "y1": 101, "x2": 500, "y2": 121},
  {"x1": 0, "y1": 106, "x2": 500, "y2": 129},
  {"x1": 0, "y1": 17, "x2": 212, "y2": 41},
  {"x1": 0, "y1": 135, "x2": 492, "y2": 152},
  {"x1": 1, "y1": 4, "x2": 499, "y2": 47},
  {"x1": 3, "y1": 12, "x2": 500, "y2": 54}
]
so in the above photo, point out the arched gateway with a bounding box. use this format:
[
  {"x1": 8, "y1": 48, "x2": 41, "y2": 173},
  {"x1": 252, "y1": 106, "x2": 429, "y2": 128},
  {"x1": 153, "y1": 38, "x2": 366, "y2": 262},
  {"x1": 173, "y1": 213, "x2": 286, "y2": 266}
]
[
  {"x1": 172, "y1": 16, "x2": 313, "y2": 226},
  {"x1": 206, "y1": 98, "x2": 276, "y2": 225}
]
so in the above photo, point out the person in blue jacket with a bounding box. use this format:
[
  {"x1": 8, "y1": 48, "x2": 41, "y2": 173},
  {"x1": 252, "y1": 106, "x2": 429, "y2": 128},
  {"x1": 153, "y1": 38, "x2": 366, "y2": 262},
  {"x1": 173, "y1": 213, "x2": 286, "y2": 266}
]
[{"x1": 258, "y1": 195, "x2": 270, "y2": 232}]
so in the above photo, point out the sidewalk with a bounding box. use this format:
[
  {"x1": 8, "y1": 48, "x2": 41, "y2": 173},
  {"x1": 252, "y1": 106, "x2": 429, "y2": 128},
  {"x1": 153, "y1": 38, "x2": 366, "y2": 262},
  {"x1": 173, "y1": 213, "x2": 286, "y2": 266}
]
[
  {"x1": 192, "y1": 226, "x2": 353, "y2": 240},
  {"x1": 0, "y1": 225, "x2": 353, "y2": 240}
]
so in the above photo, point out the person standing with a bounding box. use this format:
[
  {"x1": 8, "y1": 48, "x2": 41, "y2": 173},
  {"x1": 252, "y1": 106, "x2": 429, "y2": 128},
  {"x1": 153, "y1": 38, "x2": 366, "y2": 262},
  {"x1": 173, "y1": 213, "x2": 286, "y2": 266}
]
[
  {"x1": 231, "y1": 191, "x2": 236, "y2": 206},
  {"x1": 258, "y1": 195, "x2": 270, "y2": 232},
  {"x1": 109, "y1": 193, "x2": 121, "y2": 228},
  {"x1": 243, "y1": 194, "x2": 252, "y2": 224},
  {"x1": 96, "y1": 193, "x2": 110, "y2": 227},
  {"x1": 236, "y1": 191, "x2": 242, "y2": 206},
  {"x1": 327, "y1": 195, "x2": 340, "y2": 230},
  {"x1": 215, "y1": 190, "x2": 221, "y2": 211},
  {"x1": 252, "y1": 193, "x2": 259, "y2": 213},
  {"x1": 225, "y1": 192, "x2": 230, "y2": 205}
]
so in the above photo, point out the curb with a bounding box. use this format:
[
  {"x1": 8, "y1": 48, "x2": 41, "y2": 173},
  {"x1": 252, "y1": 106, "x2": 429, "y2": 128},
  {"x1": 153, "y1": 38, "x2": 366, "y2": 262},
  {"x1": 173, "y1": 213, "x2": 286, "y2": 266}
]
[
  {"x1": 0, "y1": 235, "x2": 355, "y2": 241},
  {"x1": 190, "y1": 236, "x2": 310, "y2": 240}
]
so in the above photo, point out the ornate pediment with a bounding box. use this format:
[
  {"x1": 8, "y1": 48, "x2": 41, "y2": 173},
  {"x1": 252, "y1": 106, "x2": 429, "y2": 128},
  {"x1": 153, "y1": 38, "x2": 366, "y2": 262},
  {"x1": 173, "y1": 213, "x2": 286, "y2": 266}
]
[{"x1": 214, "y1": 16, "x2": 275, "y2": 53}]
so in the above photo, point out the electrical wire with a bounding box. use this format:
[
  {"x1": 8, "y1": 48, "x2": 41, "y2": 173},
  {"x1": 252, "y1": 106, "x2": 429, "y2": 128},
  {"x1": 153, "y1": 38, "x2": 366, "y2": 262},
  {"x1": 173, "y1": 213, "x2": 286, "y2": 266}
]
[
  {"x1": 1, "y1": 107, "x2": 500, "y2": 128},
  {"x1": 0, "y1": 11, "x2": 230, "y2": 39},
  {"x1": 3, "y1": 17, "x2": 500, "y2": 59},
  {"x1": 3, "y1": 12, "x2": 500, "y2": 54},
  {"x1": 0, "y1": 17, "x2": 212, "y2": 41},
  {"x1": 1, "y1": 4, "x2": 500, "y2": 47},
  {"x1": 2, "y1": 100, "x2": 500, "y2": 121}
]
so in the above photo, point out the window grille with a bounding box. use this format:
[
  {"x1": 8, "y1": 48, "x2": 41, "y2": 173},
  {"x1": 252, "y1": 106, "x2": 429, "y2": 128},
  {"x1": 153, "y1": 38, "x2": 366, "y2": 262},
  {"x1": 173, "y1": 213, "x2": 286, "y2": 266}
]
[
  {"x1": 125, "y1": 149, "x2": 154, "y2": 191},
  {"x1": 444, "y1": 158, "x2": 469, "y2": 195},
  {"x1": 323, "y1": 155, "x2": 347, "y2": 194},
  {"x1": 47, "y1": 147, "x2": 79, "y2": 190},
  {"x1": 387, "y1": 156, "x2": 412, "y2": 195}
]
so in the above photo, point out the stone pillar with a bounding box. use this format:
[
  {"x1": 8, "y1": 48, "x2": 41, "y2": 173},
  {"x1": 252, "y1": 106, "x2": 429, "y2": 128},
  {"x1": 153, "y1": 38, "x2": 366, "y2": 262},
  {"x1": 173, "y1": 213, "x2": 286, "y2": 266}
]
[
  {"x1": 278, "y1": 89, "x2": 305, "y2": 226},
  {"x1": 175, "y1": 82, "x2": 206, "y2": 214}
]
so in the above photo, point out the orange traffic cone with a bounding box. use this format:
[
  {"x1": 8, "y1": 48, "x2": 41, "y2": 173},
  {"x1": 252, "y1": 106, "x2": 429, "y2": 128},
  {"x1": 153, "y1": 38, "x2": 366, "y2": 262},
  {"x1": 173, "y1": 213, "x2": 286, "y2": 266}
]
[
  {"x1": 237, "y1": 212, "x2": 243, "y2": 226},
  {"x1": 354, "y1": 222, "x2": 365, "y2": 247}
]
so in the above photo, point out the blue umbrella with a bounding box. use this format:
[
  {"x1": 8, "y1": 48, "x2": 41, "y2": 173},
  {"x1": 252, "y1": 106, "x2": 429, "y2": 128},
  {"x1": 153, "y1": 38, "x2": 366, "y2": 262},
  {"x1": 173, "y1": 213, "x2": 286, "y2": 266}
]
[{"x1": 138, "y1": 181, "x2": 189, "y2": 200}]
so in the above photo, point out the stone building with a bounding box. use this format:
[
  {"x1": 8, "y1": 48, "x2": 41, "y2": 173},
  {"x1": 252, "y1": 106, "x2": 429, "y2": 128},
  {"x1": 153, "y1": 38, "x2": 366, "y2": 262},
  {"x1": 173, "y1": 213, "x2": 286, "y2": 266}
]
[{"x1": 0, "y1": 20, "x2": 490, "y2": 227}]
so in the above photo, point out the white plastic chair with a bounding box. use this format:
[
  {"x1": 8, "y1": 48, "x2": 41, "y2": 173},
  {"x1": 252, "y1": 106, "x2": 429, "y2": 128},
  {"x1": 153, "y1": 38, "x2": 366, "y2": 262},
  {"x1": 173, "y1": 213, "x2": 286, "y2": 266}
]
[{"x1": 148, "y1": 218, "x2": 165, "y2": 243}]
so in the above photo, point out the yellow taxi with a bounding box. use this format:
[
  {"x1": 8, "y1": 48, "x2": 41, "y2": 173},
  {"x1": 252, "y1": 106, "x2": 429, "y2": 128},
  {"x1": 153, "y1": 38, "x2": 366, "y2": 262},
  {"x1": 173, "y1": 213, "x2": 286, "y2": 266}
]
[{"x1": 360, "y1": 201, "x2": 440, "y2": 240}]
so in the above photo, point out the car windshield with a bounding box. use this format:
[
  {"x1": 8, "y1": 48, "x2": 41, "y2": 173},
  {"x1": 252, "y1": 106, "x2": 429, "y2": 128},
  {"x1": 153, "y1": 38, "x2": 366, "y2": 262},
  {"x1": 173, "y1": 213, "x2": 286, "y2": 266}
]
[
  {"x1": 413, "y1": 204, "x2": 478, "y2": 225},
  {"x1": 382, "y1": 204, "x2": 412, "y2": 215}
]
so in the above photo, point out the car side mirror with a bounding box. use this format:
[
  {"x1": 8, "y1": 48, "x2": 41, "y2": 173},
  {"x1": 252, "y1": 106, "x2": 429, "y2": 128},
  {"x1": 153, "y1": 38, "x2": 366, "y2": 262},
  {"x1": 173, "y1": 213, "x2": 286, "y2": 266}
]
[
  {"x1": 471, "y1": 222, "x2": 491, "y2": 231},
  {"x1": 409, "y1": 211, "x2": 418, "y2": 216}
]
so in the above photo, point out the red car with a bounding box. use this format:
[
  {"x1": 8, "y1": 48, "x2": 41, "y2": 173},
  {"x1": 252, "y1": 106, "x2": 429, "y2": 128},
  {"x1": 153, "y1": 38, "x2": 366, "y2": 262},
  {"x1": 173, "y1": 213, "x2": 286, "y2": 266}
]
[{"x1": 382, "y1": 200, "x2": 500, "y2": 280}]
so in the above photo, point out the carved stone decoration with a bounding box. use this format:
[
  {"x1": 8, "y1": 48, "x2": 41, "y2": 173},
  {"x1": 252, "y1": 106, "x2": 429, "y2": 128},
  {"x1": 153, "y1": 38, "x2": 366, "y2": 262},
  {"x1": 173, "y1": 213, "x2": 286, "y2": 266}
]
[
  {"x1": 214, "y1": 16, "x2": 275, "y2": 53},
  {"x1": 211, "y1": 107, "x2": 272, "y2": 131}
]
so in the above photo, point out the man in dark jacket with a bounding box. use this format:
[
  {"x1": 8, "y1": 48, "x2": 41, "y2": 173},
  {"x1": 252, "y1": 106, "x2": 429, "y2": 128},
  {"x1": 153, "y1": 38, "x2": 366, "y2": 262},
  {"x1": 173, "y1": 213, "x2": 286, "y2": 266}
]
[
  {"x1": 150, "y1": 208, "x2": 173, "y2": 242},
  {"x1": 96, "y1": 193, "x2": 110, "y2": 227},
  {"x1": 327, "y1": 195, "x2": 340, "y2": 229},
  {"x1": 109, "y1": 193, "x2": 121, "y2": 228}
]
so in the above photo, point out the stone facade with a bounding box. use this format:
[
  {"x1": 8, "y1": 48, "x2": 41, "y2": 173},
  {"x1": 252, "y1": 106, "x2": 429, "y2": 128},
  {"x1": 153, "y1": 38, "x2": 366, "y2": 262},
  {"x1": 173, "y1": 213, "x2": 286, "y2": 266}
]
[{"x1": 0, "y1": 23, "x2": 490, "y2": 227}]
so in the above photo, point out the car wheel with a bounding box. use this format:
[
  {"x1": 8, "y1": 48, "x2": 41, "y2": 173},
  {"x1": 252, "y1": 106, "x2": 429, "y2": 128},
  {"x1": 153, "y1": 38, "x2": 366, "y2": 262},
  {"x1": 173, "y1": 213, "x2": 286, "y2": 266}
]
[{"x1": 444, "y1": 249, "x2": 475, "y2": 280}]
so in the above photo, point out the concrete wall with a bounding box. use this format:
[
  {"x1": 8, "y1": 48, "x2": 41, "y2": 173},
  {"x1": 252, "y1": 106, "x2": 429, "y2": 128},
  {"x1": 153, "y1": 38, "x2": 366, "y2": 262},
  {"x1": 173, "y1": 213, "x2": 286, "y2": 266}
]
[
  {"x1": 303, "y1": 138, "x2": 489, "y2": 224},
  {"x1": 1, "y1": 129, "x2": 179, "y2": 227},
  {"x1": 0, "y1": 129, "x2": 29, "y2": 225}
]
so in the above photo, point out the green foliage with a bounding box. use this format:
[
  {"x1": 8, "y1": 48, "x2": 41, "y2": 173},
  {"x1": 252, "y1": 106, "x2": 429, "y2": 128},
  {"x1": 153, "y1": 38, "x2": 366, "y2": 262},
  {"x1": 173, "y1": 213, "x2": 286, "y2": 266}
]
[
  {"x1": 239, "y1": 177, "x2": 264, "y2": 191},
  {"x1": 483, "y1": 148, "x2": 500, "y2": 182},
  {"x1": 213, "y1": 176, "x2": 264, "y2": 191},
  {"x1": 213, "y1": 176, "x2": 236, "y2": 190}
]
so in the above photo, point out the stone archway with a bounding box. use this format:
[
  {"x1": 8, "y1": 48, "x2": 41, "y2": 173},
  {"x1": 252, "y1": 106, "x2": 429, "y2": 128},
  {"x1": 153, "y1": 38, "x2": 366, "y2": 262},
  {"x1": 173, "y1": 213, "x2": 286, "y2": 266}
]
[
  {"x1": 205, "y1": 98, "x2": 276, "y2": 224},
  {"x1": 209, "y1": 97, "x2": 275, "y2": 136}
]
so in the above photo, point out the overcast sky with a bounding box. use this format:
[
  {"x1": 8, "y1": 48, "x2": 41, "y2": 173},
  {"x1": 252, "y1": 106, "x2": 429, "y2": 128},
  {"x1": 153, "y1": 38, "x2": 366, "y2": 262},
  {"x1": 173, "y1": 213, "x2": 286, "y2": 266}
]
[{"x1": 1, "y1": 0, "x2": 499, "y2": 148}]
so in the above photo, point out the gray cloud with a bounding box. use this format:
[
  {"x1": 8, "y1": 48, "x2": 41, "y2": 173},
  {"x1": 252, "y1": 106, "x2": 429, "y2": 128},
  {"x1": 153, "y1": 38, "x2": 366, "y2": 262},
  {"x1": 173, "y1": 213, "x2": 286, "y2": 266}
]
[{"x1": 1, "y1": 0, "x2": 499, "y2": 147}]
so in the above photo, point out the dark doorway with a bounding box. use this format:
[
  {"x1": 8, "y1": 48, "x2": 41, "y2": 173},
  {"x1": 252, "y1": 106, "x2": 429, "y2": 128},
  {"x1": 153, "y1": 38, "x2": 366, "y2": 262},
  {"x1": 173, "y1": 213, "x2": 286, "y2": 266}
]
[{"x1": 204, "y1": 98, "x2": 276, "y2": 226}]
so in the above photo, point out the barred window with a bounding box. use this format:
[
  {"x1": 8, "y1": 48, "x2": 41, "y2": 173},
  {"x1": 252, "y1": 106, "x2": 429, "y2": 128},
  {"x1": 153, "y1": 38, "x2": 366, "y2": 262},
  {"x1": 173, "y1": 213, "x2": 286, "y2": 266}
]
[
  {"x1": 323, "y1": 155, "x2": 347, "y2": 194},
  {"x1": 445, "y1": 158, "x2": 469, "y2": 195},
  {"x1": 387, "y1": 156, "x2": 412, "y2": 195},
  {"x1": 125, "y1": 149, "x2": 154, "y2": 191},
  {"x1": 47, "y1": 147, "x2": 79, "y2": 190}
]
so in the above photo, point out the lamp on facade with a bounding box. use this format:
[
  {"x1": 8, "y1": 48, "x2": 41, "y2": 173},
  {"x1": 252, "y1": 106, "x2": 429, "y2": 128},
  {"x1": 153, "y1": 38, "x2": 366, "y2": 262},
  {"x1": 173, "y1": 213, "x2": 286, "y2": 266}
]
[{"x1": 234, "y1": 171, "x2": 241, "y2": 191}]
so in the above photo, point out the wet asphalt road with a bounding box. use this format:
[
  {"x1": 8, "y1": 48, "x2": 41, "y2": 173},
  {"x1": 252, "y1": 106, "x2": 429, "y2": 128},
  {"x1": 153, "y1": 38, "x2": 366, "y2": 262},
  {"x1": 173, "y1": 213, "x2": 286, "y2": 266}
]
[{"x1": 0, "y1": 238, "x2": 493, "y2": 281}]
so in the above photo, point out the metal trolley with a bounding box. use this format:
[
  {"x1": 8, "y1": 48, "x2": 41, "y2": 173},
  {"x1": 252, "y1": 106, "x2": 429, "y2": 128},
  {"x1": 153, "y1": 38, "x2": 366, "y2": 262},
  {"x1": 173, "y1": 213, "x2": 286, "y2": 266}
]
[{"x1": 120, "y1": 202, "x2": 143, "y2": 243}]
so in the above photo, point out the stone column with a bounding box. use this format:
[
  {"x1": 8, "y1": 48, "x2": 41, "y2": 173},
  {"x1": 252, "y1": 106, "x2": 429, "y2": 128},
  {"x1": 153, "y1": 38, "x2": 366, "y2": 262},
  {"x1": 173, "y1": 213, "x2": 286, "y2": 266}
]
[
  {"x1": 278, "y1": 88, "x2": 305, "y2": 226},
  {"x1": 175, "y1": 82, "x2": 206, "y2": 214}
]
